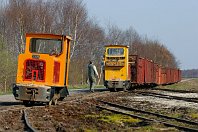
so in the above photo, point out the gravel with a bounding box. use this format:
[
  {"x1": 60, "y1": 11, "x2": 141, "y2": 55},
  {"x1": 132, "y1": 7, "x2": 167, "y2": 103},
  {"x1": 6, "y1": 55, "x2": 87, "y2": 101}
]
[{"x1": 130, "y1": 95, "x2": 198, "y2": 109}]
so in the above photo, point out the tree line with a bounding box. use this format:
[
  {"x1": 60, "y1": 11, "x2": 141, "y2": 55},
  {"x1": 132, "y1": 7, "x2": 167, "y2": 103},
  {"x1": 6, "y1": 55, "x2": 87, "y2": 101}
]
[
  {"x1": 0, "y1": 0, "x2": 179, "y2": 92},
  {"x1": 182, "y1": 69, "x2": 198, "y2": 78}
]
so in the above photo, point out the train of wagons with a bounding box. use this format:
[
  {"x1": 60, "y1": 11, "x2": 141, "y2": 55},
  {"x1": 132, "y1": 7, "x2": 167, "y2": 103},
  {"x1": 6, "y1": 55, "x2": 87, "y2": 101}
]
[
  {"x1": 103, "y1": 45, "x2": 181, "y2": 91},
  {"x1": 12, "y1": 33, "x2": 181, "y2": 105}
]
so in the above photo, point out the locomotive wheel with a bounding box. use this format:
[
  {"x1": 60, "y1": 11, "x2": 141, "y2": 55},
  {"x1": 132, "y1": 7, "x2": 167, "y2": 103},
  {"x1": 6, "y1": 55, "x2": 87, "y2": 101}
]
[
  {"x1": 49, "y1": 100, "x2": 53, "y2": 106},
  {"x1": 49, "y1": 98, "x2": 57, "y2": 105},
  {"x1": 123, "y1": 87, "x2": 127, "y2": 92},
  {"x1": 58, "y1": 97, "x2": 65, "y2": 101},
  {"x1": 49, "y1": 94, "x2": 59, "y2": 105},
  {"x1": 53, "y1": 97, "x2": 58, "y2": 105},
  {"x1": 114, "y1": 87, "x2": 117, "y2": 92},
  {"x1": 109, "y1": 88, "x2": 117, "y2": 92}
]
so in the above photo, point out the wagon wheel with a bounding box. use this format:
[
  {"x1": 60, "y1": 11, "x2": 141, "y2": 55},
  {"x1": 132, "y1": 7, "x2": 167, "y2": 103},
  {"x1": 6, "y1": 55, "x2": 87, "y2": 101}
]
[
  {"x1": 123, "y1": 83, "x2": 130, "y2": 91},
  {"x1": 123, "y1": 87, "x2": 127, "y2": 92}
]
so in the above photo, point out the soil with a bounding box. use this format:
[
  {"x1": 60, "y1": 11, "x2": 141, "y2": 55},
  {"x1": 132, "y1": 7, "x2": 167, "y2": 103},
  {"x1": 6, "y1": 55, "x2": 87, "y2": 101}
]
[
  {"x1": 28, "y1": 90, "x2": 198, "y2": 132},
  {"x1": 0, "y1": 87, "x2": 197, "y2": 131}
]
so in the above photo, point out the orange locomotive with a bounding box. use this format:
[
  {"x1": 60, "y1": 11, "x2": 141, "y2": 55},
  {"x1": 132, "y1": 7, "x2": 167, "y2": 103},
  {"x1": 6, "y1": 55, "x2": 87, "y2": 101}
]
[{"x1": 13, "y1": 33, "x2": 71, "y2": 105}]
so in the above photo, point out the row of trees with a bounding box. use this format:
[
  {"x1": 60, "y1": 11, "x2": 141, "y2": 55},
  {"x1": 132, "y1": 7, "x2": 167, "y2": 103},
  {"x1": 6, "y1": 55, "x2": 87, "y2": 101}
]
[
  {"x1": 182, "y1": 69, "x2": 198, "y2": 78},
  {"x1": 0, "y1": 37, "x2": 16, "y2": 92},
  {"x1": 0, "y1": 0, "x2": 179, "y2": 92},
  {"x1": 105, "y1": 25, "x2": 178, "y2": 68}
]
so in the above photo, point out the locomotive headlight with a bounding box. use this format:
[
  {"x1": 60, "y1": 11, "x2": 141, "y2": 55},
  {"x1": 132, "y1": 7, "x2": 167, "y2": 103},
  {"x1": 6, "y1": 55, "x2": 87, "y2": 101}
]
[
  {"x1": 39, "y1": 62, "x2": 44, "y2": 67},
  {"x1": 39, "y1": 62, "x2": 44, "y2": 70}
]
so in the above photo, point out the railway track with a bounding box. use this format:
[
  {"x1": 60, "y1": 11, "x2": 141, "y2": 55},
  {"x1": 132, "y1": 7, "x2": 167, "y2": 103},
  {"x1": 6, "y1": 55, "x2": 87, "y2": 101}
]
[
  {"x1": 20, "y1": 91, "x2": 115, "y2": 131},
  {"x1": 23, "y1": 109, "x2": 37, "y2": 132},
  {"x1": 0, "y1": 91, "x2": 111, "y2": 131},
  {"x1": 0, "y1": 105, "x2": 38, "y2": 131},
  {"x1": 138, "y1": 91, "x2": 198, "y2": 103},
  {"x1": 153, "y1": 88, "x2": 197, "y2": 93},
  {"x1": 1, "y1": 89, "x2": 197, "y2": 131},
  {"x1": 97, "y1": 100, "x2": 198, "y2": 132}
]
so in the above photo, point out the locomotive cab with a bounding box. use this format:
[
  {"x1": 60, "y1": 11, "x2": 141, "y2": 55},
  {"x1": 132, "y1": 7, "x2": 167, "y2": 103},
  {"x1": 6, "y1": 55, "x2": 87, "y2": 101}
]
[
  {"x1": 103, "y1": 45, "x2": 130, "y2": 91},
  {"x1": 13, "y1": 33, "x2": 71, "y2": 105}
]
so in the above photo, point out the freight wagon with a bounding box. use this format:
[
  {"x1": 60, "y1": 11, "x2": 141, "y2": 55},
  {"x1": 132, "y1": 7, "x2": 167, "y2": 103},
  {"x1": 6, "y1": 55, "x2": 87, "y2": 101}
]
[{"x1": 103, "y1": 45, "x2": 181, "y2": 91}]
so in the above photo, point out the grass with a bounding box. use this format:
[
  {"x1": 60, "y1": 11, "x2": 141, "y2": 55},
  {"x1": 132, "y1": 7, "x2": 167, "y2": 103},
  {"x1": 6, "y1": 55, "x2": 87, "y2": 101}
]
[
  {"x1": 187, "y1": 109, "x2": 198, "y2": 119},
  {"x1": 190, "y1": 113, "x2": 198, "y2": 119},
  {"x1": 135, "y1": 124, "x2": 178, "y2": 132},
  {"x1": 83, "y1": 129, "x2": 97, "y2": 132},
  {"x1": 84, "y1": 113, "x2": 178, "y2": 131},
  {"x1": 158, "y1": 78, "x2": 198, "y2": 91},
  {"x1": 0, "y1": 90, "x2": 12, "y2": 95},
  {"x1": 68, "y1": 78, "x2": 198, "y2": 90},
  {"x1": 85, "y1": 113, "x2": 140, "y2": 125},
  {"x1": 68, "y1": 84, "x2": 105, "y2": 89},
  {"x1": 0, "y1": 84, "x2": 105, "y2": 95},
  {"x1": 99, "y1": 114, "x2": 140, "y2": 124}
]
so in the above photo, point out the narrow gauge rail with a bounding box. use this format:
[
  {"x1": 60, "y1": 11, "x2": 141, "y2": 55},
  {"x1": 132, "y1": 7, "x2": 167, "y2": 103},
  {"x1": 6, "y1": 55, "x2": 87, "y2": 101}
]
[
  {"x1": 138, "y1": 91, "x2": 198, "y2": 103},
  {"x1": 97, "y1": 100, "x2": 198, "y2": 132},
  {"x1": 23, "y1": 109, "x2": 37, "y2": 132},
  {"x1": 153, "y1": 88, "x2": 198, "y2": 93},
  {"x1": 0, "y1": 106, "x2": 38, "y2": 131}
]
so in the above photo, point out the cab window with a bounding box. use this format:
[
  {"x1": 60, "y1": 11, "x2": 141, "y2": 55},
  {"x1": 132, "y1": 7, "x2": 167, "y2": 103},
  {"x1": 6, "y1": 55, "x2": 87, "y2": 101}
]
[
  {"x1": 107, "y1": 48, "x2": 124, "y2": 56},
  {"x1": 30, "y1": 38, "x2": 62, "y2": 54}
]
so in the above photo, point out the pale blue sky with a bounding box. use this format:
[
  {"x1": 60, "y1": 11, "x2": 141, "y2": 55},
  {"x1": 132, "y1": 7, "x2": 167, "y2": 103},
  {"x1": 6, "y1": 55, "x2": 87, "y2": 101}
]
[{"x1": 84, "y1": 0, "x2": 198, "y2": 70}]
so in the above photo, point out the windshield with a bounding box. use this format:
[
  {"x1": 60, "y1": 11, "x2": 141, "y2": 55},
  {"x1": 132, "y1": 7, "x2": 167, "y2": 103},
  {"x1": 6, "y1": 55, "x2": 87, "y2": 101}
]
[
  {"x1": 107, "y1": 48, "x2": 124, "y2": 56},
  {"x1": 30, "y1": 38, "x2": 62, "y2": 54}
]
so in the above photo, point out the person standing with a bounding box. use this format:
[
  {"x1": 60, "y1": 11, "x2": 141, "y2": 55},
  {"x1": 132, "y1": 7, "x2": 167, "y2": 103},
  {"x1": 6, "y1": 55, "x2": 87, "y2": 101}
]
[{"x1": 88, "y1": 61, "x2": 98, "y2": 92}]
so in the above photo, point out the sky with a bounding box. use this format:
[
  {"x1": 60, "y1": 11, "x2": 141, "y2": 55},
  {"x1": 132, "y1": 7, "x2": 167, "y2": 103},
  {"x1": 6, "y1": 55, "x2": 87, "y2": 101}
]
[{"x1": 84, "y1": 0, "x2": 198, "y2": 70}]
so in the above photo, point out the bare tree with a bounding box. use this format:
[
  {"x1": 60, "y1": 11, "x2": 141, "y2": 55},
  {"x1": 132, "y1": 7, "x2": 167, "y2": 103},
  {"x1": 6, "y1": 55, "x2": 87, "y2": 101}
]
[
  {"x1": 0, "y1": 0, "x2": 179, "y2": 88},
  {"x1": 53, "y1": 0, "x2": 88, "y2": 59},
  {"x1": 106, "y1": 24, "x2": 123, "y2": 44}
]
